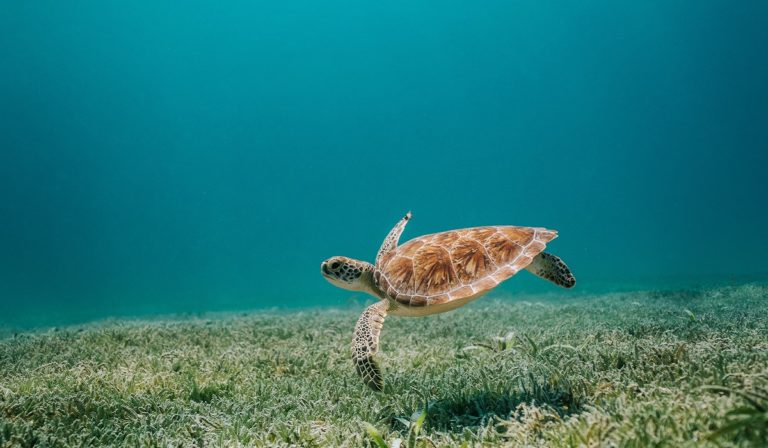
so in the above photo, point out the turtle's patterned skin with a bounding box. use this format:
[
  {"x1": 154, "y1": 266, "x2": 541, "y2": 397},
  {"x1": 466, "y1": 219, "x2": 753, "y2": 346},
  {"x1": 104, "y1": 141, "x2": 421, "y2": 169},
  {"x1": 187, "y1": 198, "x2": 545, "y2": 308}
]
[
  {"x1": 351, "y1": 300, "x2": 387, "y2": 389},
  {"x1": 321, "y1": 212, "x2": 575, "y2": 391}
]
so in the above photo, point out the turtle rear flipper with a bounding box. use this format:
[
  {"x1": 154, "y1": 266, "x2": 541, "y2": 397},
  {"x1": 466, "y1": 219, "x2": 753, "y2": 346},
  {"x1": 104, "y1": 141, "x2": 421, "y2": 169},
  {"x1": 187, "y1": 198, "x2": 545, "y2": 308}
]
[{"x1": 525, "y1": 252, "x2": 576, "y2": 288}]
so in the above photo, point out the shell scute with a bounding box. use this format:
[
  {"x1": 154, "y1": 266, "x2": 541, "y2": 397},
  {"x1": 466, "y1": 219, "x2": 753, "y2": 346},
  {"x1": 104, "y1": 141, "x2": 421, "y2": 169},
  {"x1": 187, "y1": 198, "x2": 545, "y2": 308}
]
[
  {"x1": 429, "y1": 293, "x2": 450, "y2": 305},
  {"x1": 475, "y1": 276, "x2": 499, "y2": 291},
  {"x1": 431, "y1": 231, "x2": 462, "y2": 248},
  {"x1": 486, "y1": 232, "x2": 524, "y2": 265},
  {"x1": 495, "y1": 264, "x2": 518, "y2": 278},
  {"x1": 526, "y1": 241, "x2": 546, "y2": 255},
  {"x1": 413, "y1": 245, "x2": 457, "y2": 296},
  {"x1": 467, "y1": 227, "x2": 497, "y2": 241},
  {"x1": 536, "y1": 229, "x2": 558, "y2": 243},
  {"x1": 385, "y1": 255, "x2": 415, "y2": 293},
  {"x1": 501, "y1": 227, "x2": 535, "y2": 245},
  {"x1": 451, "y1": 238, "x2": 494, "y2": 283},
  {"x1": 450, "y1": 285, "x2": 475, "y2": 298}
]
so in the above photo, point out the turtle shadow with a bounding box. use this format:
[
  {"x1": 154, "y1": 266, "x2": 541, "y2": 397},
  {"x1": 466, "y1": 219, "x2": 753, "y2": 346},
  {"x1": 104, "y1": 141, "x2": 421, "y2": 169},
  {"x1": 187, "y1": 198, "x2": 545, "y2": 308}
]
[{"x1": 388, "y1": 379, "x2": 585, "y2": 434}]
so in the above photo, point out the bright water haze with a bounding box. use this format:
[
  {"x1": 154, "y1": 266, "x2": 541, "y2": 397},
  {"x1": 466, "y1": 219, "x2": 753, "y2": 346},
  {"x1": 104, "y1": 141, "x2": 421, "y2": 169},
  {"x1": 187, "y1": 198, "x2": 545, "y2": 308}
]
[{"x1": 1, "y1": 1, "x2": 767, "y2": 326}]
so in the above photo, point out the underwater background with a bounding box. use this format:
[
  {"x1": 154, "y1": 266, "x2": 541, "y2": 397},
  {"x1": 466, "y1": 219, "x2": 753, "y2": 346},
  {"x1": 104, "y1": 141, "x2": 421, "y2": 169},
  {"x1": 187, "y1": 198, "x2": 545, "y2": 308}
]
[{"x1": 1, "y1": 1, "x2": 767, "y2": 328}]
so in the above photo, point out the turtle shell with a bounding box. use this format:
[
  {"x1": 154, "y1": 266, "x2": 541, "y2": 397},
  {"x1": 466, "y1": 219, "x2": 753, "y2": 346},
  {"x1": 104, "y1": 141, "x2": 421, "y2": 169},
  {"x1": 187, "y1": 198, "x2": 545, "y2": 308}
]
[{"x1": 374, "y1": 226, "x2": 557, "y2": 307}]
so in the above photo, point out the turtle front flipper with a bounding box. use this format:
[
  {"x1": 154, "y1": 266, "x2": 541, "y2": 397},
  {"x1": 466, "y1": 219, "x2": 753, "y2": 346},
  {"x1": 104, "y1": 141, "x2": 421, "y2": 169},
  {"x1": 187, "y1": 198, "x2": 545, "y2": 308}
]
[
  {"x1": 352, "y1": 300, "x2": 389, "y2": 391},
  {"x1": 375, "y1": 211, "x2": 411, "y2": 266}
]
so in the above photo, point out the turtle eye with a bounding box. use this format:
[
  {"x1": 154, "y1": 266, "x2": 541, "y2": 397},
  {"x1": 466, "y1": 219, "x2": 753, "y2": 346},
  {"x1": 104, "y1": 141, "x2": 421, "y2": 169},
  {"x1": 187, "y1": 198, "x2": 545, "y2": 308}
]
[{"x1": 331, "y1": 262, "x2": 340, "y2": 270}]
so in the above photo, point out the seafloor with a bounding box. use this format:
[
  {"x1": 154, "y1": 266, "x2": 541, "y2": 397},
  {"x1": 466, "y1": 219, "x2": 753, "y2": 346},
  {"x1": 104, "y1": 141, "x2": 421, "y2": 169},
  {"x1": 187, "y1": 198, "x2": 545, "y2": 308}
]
[{"x1": 1, "y1": 285, "x2": 766, "y2": 447}]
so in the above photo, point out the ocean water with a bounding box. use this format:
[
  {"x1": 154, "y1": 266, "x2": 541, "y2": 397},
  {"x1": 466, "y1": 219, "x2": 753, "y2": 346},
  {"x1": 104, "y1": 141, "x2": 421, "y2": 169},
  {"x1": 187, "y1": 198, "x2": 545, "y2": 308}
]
[{"x1": 1, "y1": 1, "x2": 767, "y2": 328}]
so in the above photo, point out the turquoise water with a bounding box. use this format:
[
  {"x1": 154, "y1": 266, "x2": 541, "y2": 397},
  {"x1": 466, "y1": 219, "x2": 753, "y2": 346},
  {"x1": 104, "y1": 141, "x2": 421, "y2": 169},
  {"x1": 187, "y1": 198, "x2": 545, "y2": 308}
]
[{"x1": 1, "y1": 1, "x2": 767, "y2": 327}]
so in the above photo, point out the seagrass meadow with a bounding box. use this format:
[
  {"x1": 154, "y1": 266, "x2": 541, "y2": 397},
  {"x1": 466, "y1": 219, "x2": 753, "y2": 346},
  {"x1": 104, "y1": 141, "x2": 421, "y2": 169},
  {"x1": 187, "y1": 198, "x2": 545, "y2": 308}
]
[{"x1": 1, "y1": 284, "x2": 766, "y2": 447}]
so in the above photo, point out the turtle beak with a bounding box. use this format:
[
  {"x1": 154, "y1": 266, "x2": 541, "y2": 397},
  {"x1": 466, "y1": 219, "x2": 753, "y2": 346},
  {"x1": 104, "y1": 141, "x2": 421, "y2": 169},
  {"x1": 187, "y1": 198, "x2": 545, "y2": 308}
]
[{"x1": 321, "y1": 261, "x2": 330, "y2": 276}]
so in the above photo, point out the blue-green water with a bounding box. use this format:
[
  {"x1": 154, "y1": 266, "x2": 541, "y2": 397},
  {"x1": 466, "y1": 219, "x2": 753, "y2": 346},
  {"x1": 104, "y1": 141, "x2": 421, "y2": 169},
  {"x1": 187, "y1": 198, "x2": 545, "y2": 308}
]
[{"x1": 1, "y1": 1, "x2": 767, "y2": 327}]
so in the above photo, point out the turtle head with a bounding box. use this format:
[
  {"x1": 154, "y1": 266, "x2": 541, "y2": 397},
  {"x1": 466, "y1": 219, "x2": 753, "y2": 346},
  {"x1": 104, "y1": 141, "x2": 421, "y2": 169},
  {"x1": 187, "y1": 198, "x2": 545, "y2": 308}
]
[{"x1": 321, "y1": 256, "x2": 373, "y2": 291}]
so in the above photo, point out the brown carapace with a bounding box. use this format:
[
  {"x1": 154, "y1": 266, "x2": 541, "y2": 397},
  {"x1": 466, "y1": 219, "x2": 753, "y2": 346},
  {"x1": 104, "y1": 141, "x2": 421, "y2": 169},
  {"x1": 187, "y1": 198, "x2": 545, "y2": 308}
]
[
  {"x1": 320, "y1": 212, "x2": 575, "y2": 391},
  {"x1": 375, "y1": 226, "x2": 558, "y2": 308}
]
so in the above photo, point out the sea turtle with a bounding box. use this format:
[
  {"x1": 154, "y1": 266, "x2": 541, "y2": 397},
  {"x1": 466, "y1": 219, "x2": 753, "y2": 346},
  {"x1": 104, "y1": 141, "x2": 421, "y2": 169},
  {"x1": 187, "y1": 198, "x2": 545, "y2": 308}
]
[{"x1": 320, "y1": 212, "x2": 575, "y2": 391}]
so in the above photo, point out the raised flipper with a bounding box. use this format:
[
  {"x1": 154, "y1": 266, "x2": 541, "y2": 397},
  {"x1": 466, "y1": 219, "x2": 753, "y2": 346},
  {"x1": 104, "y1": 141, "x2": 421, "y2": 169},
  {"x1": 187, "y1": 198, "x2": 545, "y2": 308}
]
[
  {"x1": 352, "y1": 300, "x2": 389, "y2": 391},
  {"x1": 526, "y1": 252, "x2": 576, "y2": 288},
  {"x1": 375, "y1": 211, "x2": 411, "y2": 266}
]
